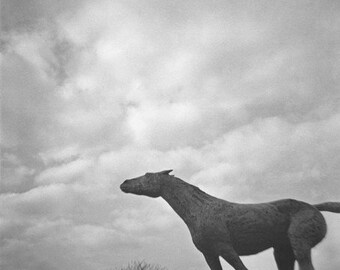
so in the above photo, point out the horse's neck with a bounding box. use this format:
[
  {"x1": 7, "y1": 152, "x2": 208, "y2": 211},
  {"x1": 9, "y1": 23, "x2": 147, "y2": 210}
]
[{"x1": 161, "y1": 177, "x2": 215, "y2": 227}]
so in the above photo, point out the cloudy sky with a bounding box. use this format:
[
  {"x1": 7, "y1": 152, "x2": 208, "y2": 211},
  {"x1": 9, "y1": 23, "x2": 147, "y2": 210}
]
[{"x1": 1, "y1": 0, "x2": 340, "y2": 269}]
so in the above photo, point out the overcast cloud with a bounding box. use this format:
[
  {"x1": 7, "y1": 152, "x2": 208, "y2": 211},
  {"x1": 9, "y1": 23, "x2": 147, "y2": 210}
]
[{"x1": 1, "y1": 0, "x2": 340, "y2": 269}]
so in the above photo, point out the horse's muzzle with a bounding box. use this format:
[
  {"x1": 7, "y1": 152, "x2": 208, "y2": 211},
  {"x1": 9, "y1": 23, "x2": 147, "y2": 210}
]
[{"x1": 120, "y1": 180, "x2": 129, "y2": 193}]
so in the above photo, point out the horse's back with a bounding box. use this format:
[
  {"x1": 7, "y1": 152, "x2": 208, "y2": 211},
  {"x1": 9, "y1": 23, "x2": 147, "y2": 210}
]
[{"x1": 270, "y1": 198, "x2": 318, "y2": 215}]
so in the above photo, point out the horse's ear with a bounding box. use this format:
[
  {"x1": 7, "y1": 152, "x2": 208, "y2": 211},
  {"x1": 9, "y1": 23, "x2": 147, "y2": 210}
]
[{"x1": 160, "y1": 169, "x2": 173, "y2": 175}]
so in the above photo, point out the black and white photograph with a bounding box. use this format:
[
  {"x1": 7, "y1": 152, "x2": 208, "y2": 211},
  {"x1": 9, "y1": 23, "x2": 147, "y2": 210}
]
[{"x1": 1, "y1": 1, "x2": 340, "y2": 270}]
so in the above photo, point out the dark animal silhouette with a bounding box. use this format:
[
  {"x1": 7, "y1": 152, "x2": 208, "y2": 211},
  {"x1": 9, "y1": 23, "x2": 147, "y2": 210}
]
[{"x1": 120, "y1": 170, "x2": 340, "y2": 270}]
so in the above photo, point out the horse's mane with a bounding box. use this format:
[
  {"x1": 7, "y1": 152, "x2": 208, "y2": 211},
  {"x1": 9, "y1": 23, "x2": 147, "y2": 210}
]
[{"x1": 165, "y1": 176, "x2": 216, "y2": 206}]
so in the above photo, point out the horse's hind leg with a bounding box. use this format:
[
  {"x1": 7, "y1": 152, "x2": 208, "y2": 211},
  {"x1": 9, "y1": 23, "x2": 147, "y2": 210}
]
[
  {"x1": 294, "y1": 248, "x2": 314, "y2": 270},
  {"x1": 274, "y1": 246, "x2": 295, "y2": 270},
  {"x1": 288, "y1": 209, "x2": 326, "y2": 270}
]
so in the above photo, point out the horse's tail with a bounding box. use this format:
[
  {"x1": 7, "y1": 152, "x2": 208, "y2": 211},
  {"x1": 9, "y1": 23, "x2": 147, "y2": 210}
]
[{"x1": 314, "y1": 202, "x2": 340, "y2": 213}]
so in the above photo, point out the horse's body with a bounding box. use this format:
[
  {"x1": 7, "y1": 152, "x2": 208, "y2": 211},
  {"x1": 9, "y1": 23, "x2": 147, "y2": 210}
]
[{"x1": 120, "y1": 170, "x2": 340, "y2": 270}]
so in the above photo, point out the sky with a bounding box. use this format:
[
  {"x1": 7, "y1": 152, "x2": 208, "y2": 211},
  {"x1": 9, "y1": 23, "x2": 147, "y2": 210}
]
[{"x1": 1, "y1": 0, "x2": 340, "y2": 269}]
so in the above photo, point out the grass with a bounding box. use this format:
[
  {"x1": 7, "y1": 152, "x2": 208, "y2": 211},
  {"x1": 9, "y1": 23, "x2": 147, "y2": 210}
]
[{"x1": 116, "y1": 261, "x2": 168, "y2": 270}]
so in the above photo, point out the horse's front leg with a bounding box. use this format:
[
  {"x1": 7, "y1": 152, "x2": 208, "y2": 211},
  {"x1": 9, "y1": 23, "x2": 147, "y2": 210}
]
[
  {"x1": 203, "y1": 246, "x2": 248, "y2": 270},
  {"x1": 203, "y1": 254, "x2": 223, "y2": 270},
  {"x1": 219, "y1": 245, "x2": 248, "y2": 270}
]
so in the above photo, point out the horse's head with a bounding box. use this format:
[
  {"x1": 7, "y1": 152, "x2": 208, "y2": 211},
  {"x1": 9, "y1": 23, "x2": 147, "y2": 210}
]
[{"x1": 120, "y1": 170, "x2": 173, "y2": 198}]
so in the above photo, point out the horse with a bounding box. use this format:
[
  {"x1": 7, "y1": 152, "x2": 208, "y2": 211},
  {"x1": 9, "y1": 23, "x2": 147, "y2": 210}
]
[{"x1": 120, "y1": 170, "x2": 340, "y2": 270}]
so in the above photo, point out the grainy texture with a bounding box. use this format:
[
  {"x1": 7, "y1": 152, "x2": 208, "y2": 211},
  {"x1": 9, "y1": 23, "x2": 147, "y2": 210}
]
[{"x1": 120, "y1": 171, "x2": 340, "y2": 270}]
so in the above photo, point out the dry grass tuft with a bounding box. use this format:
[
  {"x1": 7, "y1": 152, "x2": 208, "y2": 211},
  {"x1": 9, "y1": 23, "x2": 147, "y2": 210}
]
[{"x1": 116, "y1": 260, "x2": 168, "y2": 270}]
